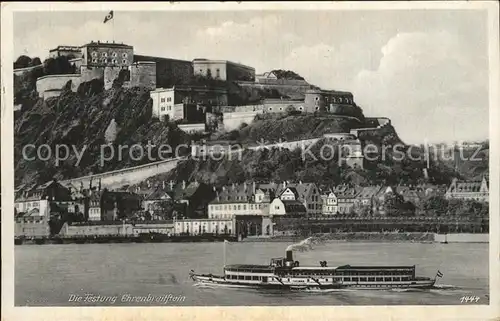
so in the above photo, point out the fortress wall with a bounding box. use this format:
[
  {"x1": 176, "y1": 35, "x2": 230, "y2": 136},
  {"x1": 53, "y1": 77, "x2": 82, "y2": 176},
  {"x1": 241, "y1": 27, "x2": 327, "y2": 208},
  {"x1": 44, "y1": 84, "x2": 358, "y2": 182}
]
[
  {"x1": 130, "y1": 61, "x2": 156, "y2": 90},
  {"x1": 104, "y1": 66, "x2": 122, "y2": 90},
  {"x1": 178, "y1": 123, "x2": 205, "y2": 133},
  {"x1": 14, "y1": 64, "x2": 44, "y2": 76},
  {"x1": 223, "y1": 111, "x2": 263, "y2": 131},
  {"x1": 36, "y1": 74, "x2": 81, "y2": 98},
  {"x1": 255, "y1": 78, "x2": 309, "y2": 86},
  {"x1": 60, "y1": 158, "x2": 184, "y2": 190},
  {"x1": 80, "y1": 66, "x2": 105, "y2": 82}
]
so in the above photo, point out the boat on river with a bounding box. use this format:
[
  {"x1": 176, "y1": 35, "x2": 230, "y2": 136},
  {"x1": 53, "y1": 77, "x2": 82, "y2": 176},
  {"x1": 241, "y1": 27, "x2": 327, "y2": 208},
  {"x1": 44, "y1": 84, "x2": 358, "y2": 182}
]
[{"x1": 189, "y1": 242, "x2": 442, "y2": 290}]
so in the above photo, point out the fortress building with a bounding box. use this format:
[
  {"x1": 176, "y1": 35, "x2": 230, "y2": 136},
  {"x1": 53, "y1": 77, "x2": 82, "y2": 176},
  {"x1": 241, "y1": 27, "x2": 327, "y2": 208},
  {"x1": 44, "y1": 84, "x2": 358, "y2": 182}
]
[
  {"x1": 49, "y1": 46, "x2": 83, "y2": 59},
  {"x1": 81, "y1": 41, "x2": 133, "y2": 68},
  {"x1": 193, "y1": 59, "x2": 255, "y2": 82},
  {"x1": 36, "y1": 41, "x2": 157, "y2": 98},
  {"x1": 150, "y1": 85, "x2": 228, "y2": 121},
  {"x1": 304, "y1": 89, "x2": 355, "y2": 113}
]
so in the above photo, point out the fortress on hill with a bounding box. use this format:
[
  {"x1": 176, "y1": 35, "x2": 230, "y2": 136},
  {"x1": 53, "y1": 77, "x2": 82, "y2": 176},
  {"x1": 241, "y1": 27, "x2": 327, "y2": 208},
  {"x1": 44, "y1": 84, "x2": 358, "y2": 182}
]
[{"x1": 33, "y1": 42, "x2": 360, "y2": 118}]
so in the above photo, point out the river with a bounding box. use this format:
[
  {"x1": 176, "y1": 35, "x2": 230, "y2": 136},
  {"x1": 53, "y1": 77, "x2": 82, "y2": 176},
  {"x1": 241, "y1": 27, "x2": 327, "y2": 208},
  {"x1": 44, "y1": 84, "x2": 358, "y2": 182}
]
[{"x1": 15, "y1": 242, "x2": 489, "y2": 306}]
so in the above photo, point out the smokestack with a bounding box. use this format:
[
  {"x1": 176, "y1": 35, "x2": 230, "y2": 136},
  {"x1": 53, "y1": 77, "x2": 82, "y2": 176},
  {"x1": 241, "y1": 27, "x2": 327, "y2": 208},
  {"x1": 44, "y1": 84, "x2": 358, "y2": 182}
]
[{"x1": 286, "y1": 250, "x2": 293, "y2": 262}]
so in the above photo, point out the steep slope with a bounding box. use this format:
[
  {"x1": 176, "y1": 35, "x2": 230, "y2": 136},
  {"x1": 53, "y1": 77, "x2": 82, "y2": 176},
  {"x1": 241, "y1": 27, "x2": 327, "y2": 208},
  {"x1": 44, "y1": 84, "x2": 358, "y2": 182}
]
[{"x1": 14, "y1": 80, "x2": 191, "y2": 186}]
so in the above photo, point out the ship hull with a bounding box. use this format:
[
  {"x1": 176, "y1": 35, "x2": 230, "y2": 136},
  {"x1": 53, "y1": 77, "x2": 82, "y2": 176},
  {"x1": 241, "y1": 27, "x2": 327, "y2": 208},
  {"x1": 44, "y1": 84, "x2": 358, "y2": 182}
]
[{"x1": 190, "y1": 274, "x2": 436, "y2": 290}]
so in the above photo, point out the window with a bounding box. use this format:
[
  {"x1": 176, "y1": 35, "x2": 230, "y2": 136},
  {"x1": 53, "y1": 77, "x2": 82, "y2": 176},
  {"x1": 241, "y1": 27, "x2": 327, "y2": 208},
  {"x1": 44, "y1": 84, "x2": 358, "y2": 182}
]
[
  {"x1": 216, "y1": 68, "x2": 220, "y2": 78},
  {"x1": 112, "y1": 59, "x2": 117, "y2": 64},
  {"x1": 112, "y1": 52, "x2": 117, "y2": 57},
  {"x1": 122, "y1": 53, "x2": 128, "y2": 58},
  {"x1": 102, "y1": 52, "x2": 107, "y2": 57},
  {"x1": 238, "y1": 275, "x2": 244, "y2": 280},
  {"x1": 92, "y1": 58, "x2": 97, "y2": 63},
  {"x1": 161, "y1": 98, "x2": 165, "y2": 103},
  {"x1": 92, "y1": 51, "x2": 97, "y2": 57},
  {"x1": 122, "y1": 59, "x2": 127, "y2": 64},
  {"x1": 167, "y1": 97, "x2": 172, "y2": 102},
  {"x1": 244, "y1": 275, "x2": 251, "y2": 280},
  {"x1": 161, "y1": 107, "x2": 165, "y2": 111},
  {"x1": 101, "y1": 58, "x2": 107, "y2": 63},
  {"x1": 344, "y1": 277, "x2": 351, "y2": 282}
]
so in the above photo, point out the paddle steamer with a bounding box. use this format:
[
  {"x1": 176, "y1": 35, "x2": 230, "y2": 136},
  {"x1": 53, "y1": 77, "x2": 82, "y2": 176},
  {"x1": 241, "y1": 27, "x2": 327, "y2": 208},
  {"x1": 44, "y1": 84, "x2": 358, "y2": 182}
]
[{"x1": 190, "y1": 249, "x2": 441, "y2": 290}]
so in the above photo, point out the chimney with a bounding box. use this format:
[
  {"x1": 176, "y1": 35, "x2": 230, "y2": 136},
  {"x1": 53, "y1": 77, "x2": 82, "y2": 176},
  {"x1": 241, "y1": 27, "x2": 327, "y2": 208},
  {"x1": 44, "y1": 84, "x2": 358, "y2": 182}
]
[
  {"x1": 286, "y1": 250, "x2": 293, "y2": 262},
  {"x1": 182, "y1": 180, "x2": 186, "y2": 189},
  {"x1": 283, "y1": 181, "x2": 286, "y2": 189},
  {"x1": 162, "y1": 181, "x2": 165, "y2": 189}
]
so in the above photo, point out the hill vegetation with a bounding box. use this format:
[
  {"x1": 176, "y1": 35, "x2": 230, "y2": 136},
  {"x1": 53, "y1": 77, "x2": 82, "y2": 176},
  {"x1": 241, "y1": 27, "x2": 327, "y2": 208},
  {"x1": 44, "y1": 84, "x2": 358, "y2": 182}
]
[{"x1": 14, "y1": 80, "x2": 192, "y2": 186}]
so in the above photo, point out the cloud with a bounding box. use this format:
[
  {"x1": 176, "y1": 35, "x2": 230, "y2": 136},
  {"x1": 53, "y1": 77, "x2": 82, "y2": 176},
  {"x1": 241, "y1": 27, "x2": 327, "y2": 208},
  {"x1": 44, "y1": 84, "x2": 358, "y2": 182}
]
[
  {"x1": 352, "y1": 31, "x2": 488, "y2": 144},
  {"x1": 192, "y1": 15, "x2": 301, "y2": 72}
]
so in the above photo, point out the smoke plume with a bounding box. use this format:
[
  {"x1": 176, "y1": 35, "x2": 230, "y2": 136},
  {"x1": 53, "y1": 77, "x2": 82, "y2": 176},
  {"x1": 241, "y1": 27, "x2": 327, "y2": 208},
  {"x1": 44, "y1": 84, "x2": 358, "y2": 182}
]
[{"x1": 285, "y1": 236, "x2": 325, "y2": 252}]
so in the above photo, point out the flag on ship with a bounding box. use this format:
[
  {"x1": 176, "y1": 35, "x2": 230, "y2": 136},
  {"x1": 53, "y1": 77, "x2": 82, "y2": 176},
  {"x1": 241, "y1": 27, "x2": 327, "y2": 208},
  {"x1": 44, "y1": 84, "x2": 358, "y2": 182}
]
[
  {"x1": 436, "y1": 270, "x2": 443, "y2": 278},
  {"x1": 103, "y1": 10, "x2": 114, "y2": 23}
]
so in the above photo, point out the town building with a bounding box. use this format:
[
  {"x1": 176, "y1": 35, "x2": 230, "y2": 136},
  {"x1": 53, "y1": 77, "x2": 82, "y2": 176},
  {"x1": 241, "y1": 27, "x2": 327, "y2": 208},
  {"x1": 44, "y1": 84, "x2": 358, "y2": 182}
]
[
  {"x1": 86, "y1": 187, "x2": 143, "y2": 221},
  {"x1": 445, "y1": 177, "x2": 489, "y2": 202},
  {"x1": 49, "y1": 45, "x2": 83, "y2": 59},
  {"x1": 208, "y1": 182, "x2": 270, "y2": 219},
  {"x1": 268, "y1": 198, "x2": 307, "y2": 217},
  {"x1": 321, "y1": 190, "x2": 338, "y2": 215},
  {"x1": 14, "y1": 180, "x2": 73, "y2": 217},
  {"x1": 275, "y1": 182, "x2": 322, "y2": 216},
  {"x1": 355, "y1": 186, "x2": 381, "y2": 214},
  {"x1": 192, "y1": 59, "x2": 255, "y2": 82},
  {"x1": 173, "y1": 218, "x2": 235, "y2": 236},
  {"x1": 333, "y1": 184, "x2": 360, "y2": 214}
]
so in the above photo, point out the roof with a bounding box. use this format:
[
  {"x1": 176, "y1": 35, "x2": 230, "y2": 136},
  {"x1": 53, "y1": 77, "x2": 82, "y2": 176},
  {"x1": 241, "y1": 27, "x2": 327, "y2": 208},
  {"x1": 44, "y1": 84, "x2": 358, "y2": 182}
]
[
  {"x1": 225, "y1": 264, "x2": 273, "y2": 270},
  {"x1": 281, "y1": 200, "x2": 307, "y2": 214},
  {"x1": 211, "y1": 183, "x2": 254, "y2": 204},
  {"x1": 82, "y1": 41, "x2": 133, "y2": 49},
  {"x1": 356, "y1": 186, "x2": 381, "y2": 199},
  {"x1": 448, "y1": 179, "x2": 487, "y2": 193},
  {"x1": 276, "y1": 183, "x2": 318, "y2": 201}
]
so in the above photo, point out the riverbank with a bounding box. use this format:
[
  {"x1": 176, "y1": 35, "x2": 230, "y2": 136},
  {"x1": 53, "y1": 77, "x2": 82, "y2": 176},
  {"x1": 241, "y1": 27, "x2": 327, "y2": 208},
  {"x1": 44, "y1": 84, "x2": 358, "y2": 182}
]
[
  {"x1": 241, "y1": 232, "x2": 489, "y2": 243},
  {"x1": 15, "y1": 232, "x2": 489, "y2": 245},
  {"x1": 14, "y1": 234, "x2": 238, "y2": 245}
]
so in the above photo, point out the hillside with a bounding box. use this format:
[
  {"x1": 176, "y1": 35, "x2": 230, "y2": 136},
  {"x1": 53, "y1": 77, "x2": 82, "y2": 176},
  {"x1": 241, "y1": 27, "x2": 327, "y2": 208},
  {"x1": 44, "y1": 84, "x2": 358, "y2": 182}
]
[
  {"x1": 14, "y1": 79, "x2": 192, "y2": 186},
  {"x1": 213, "y1": 113, "x2": 362, "y2": 144}
]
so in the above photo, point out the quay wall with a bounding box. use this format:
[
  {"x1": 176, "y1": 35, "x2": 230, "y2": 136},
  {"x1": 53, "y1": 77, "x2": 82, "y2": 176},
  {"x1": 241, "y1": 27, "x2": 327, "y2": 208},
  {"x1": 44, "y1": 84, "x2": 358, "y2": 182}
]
[
  {"x1": 434, "y1": 233, "x2": 489, "y2": 243},
  {"x1": 59, "y1": 223, "x2": 135, "y2": 237}
]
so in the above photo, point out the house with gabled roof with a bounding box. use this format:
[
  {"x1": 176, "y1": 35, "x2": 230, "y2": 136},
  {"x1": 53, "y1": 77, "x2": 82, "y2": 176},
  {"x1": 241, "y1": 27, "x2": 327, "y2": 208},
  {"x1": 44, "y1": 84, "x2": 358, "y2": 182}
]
[{"x1": 445, "y1": 176, "x2": 489, "y2": 203}]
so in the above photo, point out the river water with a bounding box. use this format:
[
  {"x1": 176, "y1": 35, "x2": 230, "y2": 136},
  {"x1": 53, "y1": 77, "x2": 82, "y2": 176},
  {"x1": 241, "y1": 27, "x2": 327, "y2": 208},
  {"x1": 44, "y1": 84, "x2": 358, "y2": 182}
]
[{"x1": 15, "y1": 242, "x2": 489, "y2": 306}]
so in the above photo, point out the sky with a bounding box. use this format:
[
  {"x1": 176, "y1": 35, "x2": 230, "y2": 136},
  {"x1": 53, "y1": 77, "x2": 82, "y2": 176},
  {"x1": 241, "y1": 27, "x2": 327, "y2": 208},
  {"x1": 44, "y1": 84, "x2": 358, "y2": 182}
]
[{"x1": 13, "y1": 10, "x2": 490, "y2": 144}]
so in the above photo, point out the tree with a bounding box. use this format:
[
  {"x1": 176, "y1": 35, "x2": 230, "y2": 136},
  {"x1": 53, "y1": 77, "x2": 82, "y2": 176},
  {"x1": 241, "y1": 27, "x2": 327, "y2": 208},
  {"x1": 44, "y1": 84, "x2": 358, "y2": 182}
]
[
  {"x1": 422, "y1": 195, "x2": 449, "y2": 216},
  {"x1": 14, "y1": 55, "x2": 32, "y2": 69}
]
